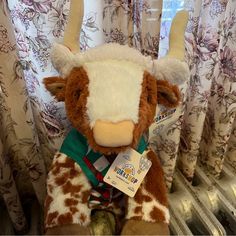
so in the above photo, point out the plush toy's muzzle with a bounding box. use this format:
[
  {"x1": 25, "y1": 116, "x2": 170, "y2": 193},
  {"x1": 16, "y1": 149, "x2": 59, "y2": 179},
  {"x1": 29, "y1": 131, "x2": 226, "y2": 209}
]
[{"x1": 93, "y1": 120, "x2": 135, "y2": 147}]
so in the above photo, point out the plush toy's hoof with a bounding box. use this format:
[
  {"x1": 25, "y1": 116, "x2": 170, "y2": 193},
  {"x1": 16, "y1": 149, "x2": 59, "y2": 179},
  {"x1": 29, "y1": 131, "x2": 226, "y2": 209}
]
[
  {"x1": 45, "y1": 224, "x2": 91, "y2": 235},
  {"x1": 90, "y1": 210, "x2": 116, "y2": 235},
  {"x1": 121, "y1": 220, "x2": 169, "y2": 235}
]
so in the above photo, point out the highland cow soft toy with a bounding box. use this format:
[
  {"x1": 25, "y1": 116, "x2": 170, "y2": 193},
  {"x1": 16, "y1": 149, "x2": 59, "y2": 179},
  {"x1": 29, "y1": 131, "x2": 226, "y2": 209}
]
[{"x1": 43, "y1": 1, "x2": 189, "y2": 235}]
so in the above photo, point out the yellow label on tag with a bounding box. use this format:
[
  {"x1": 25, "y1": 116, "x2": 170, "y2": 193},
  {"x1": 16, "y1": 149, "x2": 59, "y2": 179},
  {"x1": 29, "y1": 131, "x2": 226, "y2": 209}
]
[{"x1": 104, "y1": 148, "x2": 152, "y2": 197}]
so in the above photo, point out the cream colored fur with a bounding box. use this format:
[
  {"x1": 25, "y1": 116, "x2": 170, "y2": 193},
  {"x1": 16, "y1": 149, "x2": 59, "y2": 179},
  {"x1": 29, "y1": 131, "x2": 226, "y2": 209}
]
[
  {"x1": 84, "y1": 60, "x2": 144, "y2": 127},
  {"x1": 46, "y1": 153, "x2": 92, "y2": 228},
  {"x1": 153, "y1": 58, "x2": 190, "y2": 85},
  {"x1": 51, "y1": 43, "x2": 189, "y2": 85},
  {"x1": 126, "y1": 184, "x2": 170, "y2": 224},
  {"x1": 51, "y1": 43, "x2": 153, "y2": 78}
]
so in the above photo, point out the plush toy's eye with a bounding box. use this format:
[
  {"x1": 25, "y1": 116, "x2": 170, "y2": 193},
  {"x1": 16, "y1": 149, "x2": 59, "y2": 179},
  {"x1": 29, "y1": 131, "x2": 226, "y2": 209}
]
[
  {"x1": 73, "y1": 89, "x2": 81, "y2": 100},
  {"x1": 146, "y1": 87, "x2": 153, "y2": 104},
  {"x1": 147, "y1": 93, "x2": 152, "y2": 104}
]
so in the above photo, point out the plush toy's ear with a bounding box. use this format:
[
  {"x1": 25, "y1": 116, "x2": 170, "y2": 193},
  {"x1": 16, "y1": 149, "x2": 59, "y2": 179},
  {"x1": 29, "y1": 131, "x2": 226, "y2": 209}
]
[
  {"x1": 43, "y1": 76, "x2": 66, "y2": 101},
  {"x1": 156, "y1": 80, "x2": 181, "y2": 108}
]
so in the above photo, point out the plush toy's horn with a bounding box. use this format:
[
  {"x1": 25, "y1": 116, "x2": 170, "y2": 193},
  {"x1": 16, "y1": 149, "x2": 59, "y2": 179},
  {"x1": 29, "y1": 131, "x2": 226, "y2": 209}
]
[
  {"x1": 166, "y1": 10, "x2": 189, "y2": 60},
  {"x1": 51, "y1": 0, "x2": 84, "y2": 77},
  {"x1": 153, "y1": 10, "x2": 190, "y2": 85},
  {"x1": 63, "y1": 0, "x2": 84, "y2": 53}
]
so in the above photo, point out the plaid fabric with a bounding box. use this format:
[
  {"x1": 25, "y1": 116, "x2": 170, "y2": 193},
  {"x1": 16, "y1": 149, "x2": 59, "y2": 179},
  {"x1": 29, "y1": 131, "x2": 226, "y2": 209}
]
[{"x1": 83, "y1": 155, "x2": 121, "y2": 207}]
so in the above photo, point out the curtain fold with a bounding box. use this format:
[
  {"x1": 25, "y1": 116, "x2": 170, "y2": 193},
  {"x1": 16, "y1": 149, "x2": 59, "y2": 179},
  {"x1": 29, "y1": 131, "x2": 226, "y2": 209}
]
[
  {"x1": 149, "y1": 0, "x2": 189, "y2": 188},
  {"x1": 0, "y1": 140, "x2": 27, "y2": 232},
  {"x1": 179, "y1": 0, "x2": 236, "y2": 180},
  {"x1": 0, "y1": 0, "x2": 52, "y2": 232},
  {"x1": 103, "y1": 0, "x2": 163, "y2": 58},
  {"x1": 226, "y1": 117, "x2": 236, "y2": 168}
]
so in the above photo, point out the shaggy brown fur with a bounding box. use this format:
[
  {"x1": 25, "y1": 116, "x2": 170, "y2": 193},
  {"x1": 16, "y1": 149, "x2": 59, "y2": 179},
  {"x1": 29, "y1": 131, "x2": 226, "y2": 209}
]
[
  {"x1": 121, "y1": 220, "x2": 169, "y2": 235},
  {"x1": 156, "y1": 80, "x2": 180, "y2": 108},
  {"x1": 129, "y1": 150, "x2": 168, "y2": 220},
  {"x1": 144, "y1": 150, "x2": 168, "y2": 206},
  {"x1": 44, "y1": 76, "x2": 66, "y2": 101},
  {"x1": 46, "y1": 224, "x2": 91, "y2": 235}
]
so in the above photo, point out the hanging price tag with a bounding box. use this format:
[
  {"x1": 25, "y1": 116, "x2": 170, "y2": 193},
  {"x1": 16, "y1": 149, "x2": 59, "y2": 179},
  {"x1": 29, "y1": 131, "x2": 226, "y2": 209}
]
[{"x1": 104, "y1": 148, "x2": 152, "y2": 197}]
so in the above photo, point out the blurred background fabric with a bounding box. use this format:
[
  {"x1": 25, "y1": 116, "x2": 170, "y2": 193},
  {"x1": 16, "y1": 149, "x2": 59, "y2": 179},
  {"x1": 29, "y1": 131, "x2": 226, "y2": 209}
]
[{"x1": 0, "y1": 0, "x2": 235, "y2": 234}]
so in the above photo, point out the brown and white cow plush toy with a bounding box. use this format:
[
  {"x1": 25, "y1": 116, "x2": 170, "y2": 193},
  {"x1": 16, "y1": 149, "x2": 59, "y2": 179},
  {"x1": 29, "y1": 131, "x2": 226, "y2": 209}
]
[{"x1": 43, "y1": 1, "x2": 189, "y2": 235}]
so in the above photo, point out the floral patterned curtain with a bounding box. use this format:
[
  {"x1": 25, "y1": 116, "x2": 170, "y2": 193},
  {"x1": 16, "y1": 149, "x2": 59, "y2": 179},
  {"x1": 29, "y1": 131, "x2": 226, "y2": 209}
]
[
  {"x1": 179, "y1": 0, "x2": 236, "y2": 180},
  {"x1": 1, "y1": 0, "x2": 236, "y2": 234},
  {"x1": 103, "y1": 0, "x2": 163, "y2": 58},
  {"x1": 148, "y1": 0, "x2": 189, "y2": 188}
]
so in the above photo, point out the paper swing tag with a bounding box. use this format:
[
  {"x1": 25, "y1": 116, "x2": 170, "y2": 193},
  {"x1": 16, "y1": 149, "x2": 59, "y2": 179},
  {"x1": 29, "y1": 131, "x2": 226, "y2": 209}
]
[{"x1": 104, "y1": 148, "x2": 152, "y2": 197}]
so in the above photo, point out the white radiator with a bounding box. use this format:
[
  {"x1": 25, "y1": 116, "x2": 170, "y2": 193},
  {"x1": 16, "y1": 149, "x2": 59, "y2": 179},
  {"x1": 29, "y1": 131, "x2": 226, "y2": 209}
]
[{"x1": 169, "y1": 163, "x2": 236, "y2": 235}]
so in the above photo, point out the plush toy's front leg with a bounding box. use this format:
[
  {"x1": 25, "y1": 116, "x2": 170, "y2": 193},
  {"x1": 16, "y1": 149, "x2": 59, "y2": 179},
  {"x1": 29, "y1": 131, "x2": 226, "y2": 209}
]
[
  {"x1": 121, "y1": 220, "x2": 169, "y2": 235},
  {"x1": 122, "y1": 150, "x2": 170, "y2": 235},
  {"x1": 46, "y1": 224, "x2": 91, "y2": 235},
  {"x1": 44, "y1": 152, "x2": 92, "y2": 235}
]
